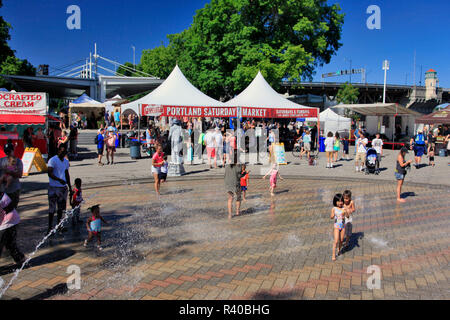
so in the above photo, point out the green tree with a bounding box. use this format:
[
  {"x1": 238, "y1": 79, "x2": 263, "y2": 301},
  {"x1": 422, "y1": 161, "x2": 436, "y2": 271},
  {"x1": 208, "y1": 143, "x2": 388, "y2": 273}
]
[
  {"x1": 0, "y1": 0, "x2": 36, "y2": 89},
  {"x1": 336, "y1": 82, "x2": 359, "y2": 104},
  {"x1": 116, "y1": 62, "x2": 141, "y2": 77},
  {"x1": 140, "y1": 0, "x2": 344, "y2": 99}
]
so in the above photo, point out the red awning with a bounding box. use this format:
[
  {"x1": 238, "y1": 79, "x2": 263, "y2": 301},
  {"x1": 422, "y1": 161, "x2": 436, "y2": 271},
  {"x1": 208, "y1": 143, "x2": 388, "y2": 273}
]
[{"x1": 0, "y1": 114, "x2": 46, "y2": 124}]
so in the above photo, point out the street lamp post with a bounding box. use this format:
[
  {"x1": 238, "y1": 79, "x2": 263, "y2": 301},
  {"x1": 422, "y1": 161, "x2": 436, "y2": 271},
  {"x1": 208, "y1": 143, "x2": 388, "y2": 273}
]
[
  {"x1": 382, "y1": 60, "x2": 389, "y2": 104},
  {"x1": 132, "y1": 46, "x2": 136, "y2": 71}
]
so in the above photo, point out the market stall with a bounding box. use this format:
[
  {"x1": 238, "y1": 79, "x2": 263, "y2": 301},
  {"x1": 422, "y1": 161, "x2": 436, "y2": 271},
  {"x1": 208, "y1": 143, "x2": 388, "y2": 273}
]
[
  {"x1": 68, "y1": 93, "x2": 105, "y2": 128},
  {"x1": 0, "y1": 92, "x2": 56, "y2": 158},
  {"x1": 319, "y1": 108, "x2": 351, "y2": 137},
  {"x1": 334, "y1": 103, "x2": 422, "y2": 141},
  {"x1": 415, "y1": 106, "x2": 450, "y2": 155}
]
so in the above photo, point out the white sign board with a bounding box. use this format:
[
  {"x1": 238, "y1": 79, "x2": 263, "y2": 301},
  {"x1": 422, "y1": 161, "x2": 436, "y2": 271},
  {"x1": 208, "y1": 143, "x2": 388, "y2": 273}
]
[{"x1": 0, "y1": 92, "x2": 47, "y2": 115}]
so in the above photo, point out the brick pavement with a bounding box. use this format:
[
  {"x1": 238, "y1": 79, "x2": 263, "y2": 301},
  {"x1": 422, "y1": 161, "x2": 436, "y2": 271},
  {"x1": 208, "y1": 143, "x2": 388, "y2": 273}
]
[{"x1": 0, "y1": 177, "x2": 449, "y2": 300}]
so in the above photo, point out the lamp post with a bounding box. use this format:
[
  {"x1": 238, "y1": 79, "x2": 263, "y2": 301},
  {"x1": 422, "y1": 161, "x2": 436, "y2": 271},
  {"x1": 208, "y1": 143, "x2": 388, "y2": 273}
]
[
  {"x1": 382, "y1": 60, "x2": 389, "y2": 104},
  {"x1": 132, "y1": 46, "x2": 136, "y2": 71}
]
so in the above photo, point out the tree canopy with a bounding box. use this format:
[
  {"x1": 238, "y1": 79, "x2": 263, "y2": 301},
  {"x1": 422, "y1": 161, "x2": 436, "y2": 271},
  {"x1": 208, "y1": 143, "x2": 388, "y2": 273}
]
[
  {"x1": 336, "y1": 82, "x2": 359, "y2": 104},
  {"x1": 139, "y1": 0, "x2": 344, "y2": 100},
  {"x1": 0, "y1": 0, "x2": 36, "y2": 89}
]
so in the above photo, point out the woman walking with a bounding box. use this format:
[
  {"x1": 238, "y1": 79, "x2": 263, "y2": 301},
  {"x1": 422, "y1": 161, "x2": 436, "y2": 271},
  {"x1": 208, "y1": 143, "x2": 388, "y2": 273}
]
[
  {"x1": 224, "y1": 151, "x2": 241, "y2": 219},
  {"x1": 324, "y1": 132, "x2": 335, "y2": 168},
  {"x1": 152, "y1": 145, "x2": 165, "y2": 196},
  {"x1": 395, "y1": 147, "x2": 412, "y2": 203}
]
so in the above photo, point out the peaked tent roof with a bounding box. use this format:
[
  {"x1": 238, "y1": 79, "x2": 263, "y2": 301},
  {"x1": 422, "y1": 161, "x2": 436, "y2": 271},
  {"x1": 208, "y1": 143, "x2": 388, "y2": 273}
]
[
  {"x1": 224, "y1": 71, "x2": 316, "y2": 111},
  {"x1": 319, "y1": 108, "x2": 351, "y2": 123},
  {"x1": 121, "y1": 65, "x2": 224, "y2": 115},
  {"x1": 415, "y1": 108, "x2": 450, "y2": 124},
  {"x1": 69, "y1": 93, "x2": 105, "y2": 108}
]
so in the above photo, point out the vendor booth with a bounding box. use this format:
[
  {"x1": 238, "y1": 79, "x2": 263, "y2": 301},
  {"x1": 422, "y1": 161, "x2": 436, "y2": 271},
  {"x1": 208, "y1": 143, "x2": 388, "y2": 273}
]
[
  {"x1": 318, "y1": 108, "x2": 351, "y2": 137},
  {"x1": 0, "y1": 92, "x2": 56, "y2": 158},
  {"x1": 121, "y1": 65, "x2": 225, "y2": 119},
  {"x1": 224, "y1": 71, "x2": 319, "y2": 120},
  {"x1": 68, "y1": 93, "x2": 105, "y2": 127},
  {"x1": 334, "y1": 103, "x2": 422, "y2": 141}
]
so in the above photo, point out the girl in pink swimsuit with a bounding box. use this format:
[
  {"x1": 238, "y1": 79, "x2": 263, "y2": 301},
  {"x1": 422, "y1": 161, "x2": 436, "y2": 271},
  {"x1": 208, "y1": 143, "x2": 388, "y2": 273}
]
[
  {"x1": 263, "y1": 164, "x2": 283, "y2": 196},
  {"x1": 330, "y1": 194, "x2": 349, "y2": 261}
]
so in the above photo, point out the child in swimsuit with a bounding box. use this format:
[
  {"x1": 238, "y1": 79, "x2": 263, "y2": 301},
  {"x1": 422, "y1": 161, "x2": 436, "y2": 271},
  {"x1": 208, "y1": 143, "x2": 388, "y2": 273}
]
[
  {"x1": 343, "y1": 190, "x2": 356, "y2": 250},
  {"x1": 330, "y1": 193, "x2": 349, "y2": 261},
  {"x1": 263, "y1": 163, "x2": 283, "y2": 196},
  {"x1": 84, "y1": 205, "x2": 107, "y2": 251}
]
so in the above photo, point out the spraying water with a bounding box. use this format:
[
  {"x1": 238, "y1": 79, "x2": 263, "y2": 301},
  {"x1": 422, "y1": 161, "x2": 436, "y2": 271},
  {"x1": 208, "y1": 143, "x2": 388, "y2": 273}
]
[{"x1": 0, "y1": 192, "x2": 98, "y2": 299}]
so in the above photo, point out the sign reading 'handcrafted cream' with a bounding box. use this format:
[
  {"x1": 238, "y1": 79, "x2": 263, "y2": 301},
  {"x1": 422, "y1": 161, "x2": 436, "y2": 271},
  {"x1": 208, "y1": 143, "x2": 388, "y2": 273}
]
[{"x1": 0, "y1": 93, "x2": 47, "y2": 115}]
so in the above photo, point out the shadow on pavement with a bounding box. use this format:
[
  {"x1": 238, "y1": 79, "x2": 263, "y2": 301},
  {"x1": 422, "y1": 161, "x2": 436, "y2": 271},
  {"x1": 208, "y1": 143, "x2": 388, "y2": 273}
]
[
  {"x1": 250, "y1": 288, "x2": 304, "y2": 300},
  {"x1": 345, "y1": 232, "x2": 364, "y2": 253},
  {"x1": 27, "y1": 283, "x2": 68, "y2": 300}
]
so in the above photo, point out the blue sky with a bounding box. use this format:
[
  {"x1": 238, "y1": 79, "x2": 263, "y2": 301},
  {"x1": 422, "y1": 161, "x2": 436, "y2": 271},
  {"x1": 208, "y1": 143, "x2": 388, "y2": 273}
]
[{"x1": 2, "y1": 0, "x2": 449, "y2": 87}]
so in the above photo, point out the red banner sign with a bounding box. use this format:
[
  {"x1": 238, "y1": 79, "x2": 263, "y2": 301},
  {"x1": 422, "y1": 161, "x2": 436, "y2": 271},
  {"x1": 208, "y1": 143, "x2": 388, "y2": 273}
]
[
  {"x1": 0, "y1": 93, "x2": 47, "y2": 115},
  {"x1": 141, "y1": 104, "x2": 163, "y2": 116},
  {"x1": 162, "y1": 106, "x2": 318, "y2": 118}
]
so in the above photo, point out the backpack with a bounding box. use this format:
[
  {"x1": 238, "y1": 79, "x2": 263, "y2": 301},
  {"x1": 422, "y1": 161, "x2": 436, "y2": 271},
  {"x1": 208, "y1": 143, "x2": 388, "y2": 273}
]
[
  {"x1": 94, "y1": 135, "x2": 99, "y2": 145},
  {"x1": 415, "y1": 134, "x2": 425, "y2": 145}
]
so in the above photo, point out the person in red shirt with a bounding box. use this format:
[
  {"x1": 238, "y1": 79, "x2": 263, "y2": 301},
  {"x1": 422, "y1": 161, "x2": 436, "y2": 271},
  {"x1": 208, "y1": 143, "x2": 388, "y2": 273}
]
[
  {"x1": 240, "y1": 164, "x2": 250, "y2": 201},
  {"x1": 152, "y1": 145, "x2": 165, "y2": 195},
  {"x1": 70, "y1": 178, "x2": 83, "y2": 225}
]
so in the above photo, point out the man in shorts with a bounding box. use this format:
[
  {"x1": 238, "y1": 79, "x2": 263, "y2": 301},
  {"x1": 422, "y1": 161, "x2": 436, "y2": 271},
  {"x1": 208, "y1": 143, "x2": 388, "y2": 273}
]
[
  {"x1": 410, "y1": 130, "x2": 426, "y2": 168},
  {"x1": 355, "y1": 132, "x2": 368, "y2": 172},
  {"x1": 96, "y1": 128, "x2": 105, "y2": 166},
  {"x1": 47, "y1": 145, "x2": 72, "y2": 235}
]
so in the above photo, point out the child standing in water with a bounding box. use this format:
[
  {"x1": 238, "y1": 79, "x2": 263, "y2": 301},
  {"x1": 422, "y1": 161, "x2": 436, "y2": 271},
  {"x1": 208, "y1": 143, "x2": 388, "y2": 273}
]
[
  {"x1": 84, "y1": 205, "x2": 108, "y2": 251},
  {"x1": 70, "y1": 178, "x2": 84, "y2": 225},
  {"x1": 330, "y1": 193, "x2": 349, "y2": 261},
  {"x1": 240, "y1": 164, "x2": 250, "y2": 201},
  {"x1": 263, "y1": 164, "x2": 283, "y2": 196},
  {"x1": 159, "y1": 155, "x2": 169, "y2": 183},
  {"x1": 343, "y1": 190, "x2": 355, "y2": 250}
]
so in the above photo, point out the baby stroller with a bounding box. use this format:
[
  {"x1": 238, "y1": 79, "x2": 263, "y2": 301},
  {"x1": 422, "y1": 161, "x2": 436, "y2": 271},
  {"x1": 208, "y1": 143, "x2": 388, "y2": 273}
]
[{"x1": 365, "y1": 148, "x2": 379, "y2": 175}]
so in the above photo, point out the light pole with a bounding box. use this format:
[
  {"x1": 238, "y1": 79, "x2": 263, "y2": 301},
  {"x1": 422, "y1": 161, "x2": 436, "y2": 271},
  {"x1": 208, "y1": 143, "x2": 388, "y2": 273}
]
[
  {"x1": 382, "y1": 60, "x2": 389, "y2": 104},
  {"x1": 344, "y1": 58, "x2": 352, "y2": 83},
  {"x1": 132, "y1": 46, "x2": 136, "y2": 71}
]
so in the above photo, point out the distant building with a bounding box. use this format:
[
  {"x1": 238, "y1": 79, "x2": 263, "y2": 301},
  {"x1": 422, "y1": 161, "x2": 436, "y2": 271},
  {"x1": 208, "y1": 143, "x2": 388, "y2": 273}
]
[{"x1": 425, "y1": 69, "x2": 438, "y2": 101}]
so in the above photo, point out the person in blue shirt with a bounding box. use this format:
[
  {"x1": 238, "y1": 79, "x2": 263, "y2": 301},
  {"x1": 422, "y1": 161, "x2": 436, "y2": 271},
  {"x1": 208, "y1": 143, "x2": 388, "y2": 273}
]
[
  {"x1": 107, "y1": 121, "x2": 118, "y2": 134},
  {"x1": 410, "y1": 130, "x2": 426, "y2": 168},
  {"x1": 104, "y1": 111, "x2": 110, "y2": 127},
  {"x1": 114, "y1": 110, "x2": 121, "y2": 127},
  {"x1": 97, "y1": 128, "x2": 105, "y2": 166}
]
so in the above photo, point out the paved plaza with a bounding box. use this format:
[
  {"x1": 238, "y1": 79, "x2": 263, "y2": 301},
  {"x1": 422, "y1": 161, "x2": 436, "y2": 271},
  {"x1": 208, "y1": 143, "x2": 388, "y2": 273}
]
[{"x1": 1, "y1": 174, "x2": 449, "y2": 300}]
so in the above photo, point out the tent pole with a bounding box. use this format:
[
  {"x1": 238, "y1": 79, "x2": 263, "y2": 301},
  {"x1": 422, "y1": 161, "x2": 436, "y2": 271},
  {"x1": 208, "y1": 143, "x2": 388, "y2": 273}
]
[
  {"x1": 138, "y1": 103, "x2": 141, "y2": 140},
  {"x1": 317, "y1": 110, "x2": 320, "y2": 152}
]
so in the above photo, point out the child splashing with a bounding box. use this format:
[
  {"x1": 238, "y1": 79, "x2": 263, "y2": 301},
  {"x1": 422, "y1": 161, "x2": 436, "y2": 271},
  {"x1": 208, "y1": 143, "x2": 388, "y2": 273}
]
[
  {"x1": 330, "y1": 193, "x2": 349, "y2": 261},
  {"x1": 84, "y1": 204, "x2": 108, "y2": 251},
  {"x1": 263, "y1": 164, "x2": 283, "y2": 196}
]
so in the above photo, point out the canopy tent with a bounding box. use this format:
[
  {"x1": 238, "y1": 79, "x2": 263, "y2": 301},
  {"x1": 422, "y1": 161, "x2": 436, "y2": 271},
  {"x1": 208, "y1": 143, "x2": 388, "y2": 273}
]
[
  {"x1": 68, "y1": 93, "x2": 105, "y2": 125},
  {"x1": 319, "y1": 108, "x2": 351, "y2": 135},
  {"x1": 0, "y1": 88, "x2": 8, "y2": 92},
  {"x1": 104, "y1": 94, "x2": 122, "y2": 114},
  {"x1": 224, "y1": 71, "x2": 318, "y2": 119},
  {"x1": 415, "y1": 108, "x2": 450, "y2": 125},
  {"x1": 121, "y1": 65, "x2": 225, "y2": 118},
  {"x1": 333, "y1": 103, "x2": 421, "y2": 116},
  {"x1": 334, "y1": 103, "x2": 422, "y2": 139}
]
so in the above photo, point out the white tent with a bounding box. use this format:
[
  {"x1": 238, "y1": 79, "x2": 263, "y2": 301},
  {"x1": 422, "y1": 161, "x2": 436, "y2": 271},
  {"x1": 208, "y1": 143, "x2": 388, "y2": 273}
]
[
  {"x1": 224, "y1": 71, "x2": 318, "y2": 119},
  {"x1": 121, "y1": 65, "x2": 224, "y2": 117},
  {"x1": 319, "y1": 108, "x2": 351, "y2": 136},
  {"x1": 104, "y1": 94, "x2": 122, "y2": 114}
]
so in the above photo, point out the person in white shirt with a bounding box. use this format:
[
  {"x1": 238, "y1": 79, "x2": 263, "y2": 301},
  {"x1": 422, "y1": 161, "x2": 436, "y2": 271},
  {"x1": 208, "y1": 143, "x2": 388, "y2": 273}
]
[
  {"x1": 214, "y1": 127, "x2": 224, "y2": 168},
  {"x1": 205, "y1": 128, "x2": 217, "y2": 169},
  {"x1": 47, "y1": 145, "x2": 72, "y2": 235},
  {"x1": 355, "y1": 132, "x2": 368, "y2": 172},
  {"x1": 324, "y1": 131, "x2": 335, "y2": 168},
  {"x1": 372, "y1": 133, "x2": 383, "y2": 161}
]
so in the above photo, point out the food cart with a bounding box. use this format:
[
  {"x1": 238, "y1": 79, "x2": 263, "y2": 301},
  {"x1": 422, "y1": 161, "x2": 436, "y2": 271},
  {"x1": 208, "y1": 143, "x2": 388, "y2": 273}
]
[{"x1": 0, "y1": 92, "x2": 57, "y2": 159}]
